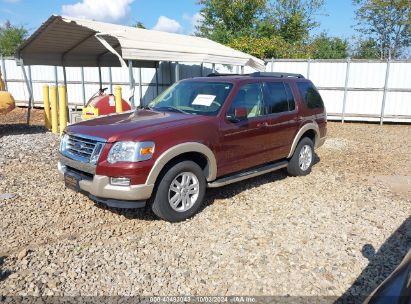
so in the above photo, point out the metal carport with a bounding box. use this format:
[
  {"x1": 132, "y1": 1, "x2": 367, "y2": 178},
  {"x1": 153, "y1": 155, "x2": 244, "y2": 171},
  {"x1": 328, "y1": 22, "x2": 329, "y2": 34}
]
[{"x1": 16, "y1": 15, "x2": 265, "y2": 123}]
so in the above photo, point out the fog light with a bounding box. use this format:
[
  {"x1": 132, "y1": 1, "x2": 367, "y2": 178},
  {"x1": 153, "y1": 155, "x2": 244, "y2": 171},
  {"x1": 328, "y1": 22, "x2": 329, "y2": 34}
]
[{"x1": 110, "y1": 177, "x2": 131, "y2": 186}]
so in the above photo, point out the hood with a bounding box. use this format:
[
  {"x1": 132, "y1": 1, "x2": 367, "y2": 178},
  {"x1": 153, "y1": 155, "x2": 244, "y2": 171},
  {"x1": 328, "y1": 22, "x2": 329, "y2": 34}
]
[{"x1": 66, "y1": 109, "x2": 210, "y2": 142}]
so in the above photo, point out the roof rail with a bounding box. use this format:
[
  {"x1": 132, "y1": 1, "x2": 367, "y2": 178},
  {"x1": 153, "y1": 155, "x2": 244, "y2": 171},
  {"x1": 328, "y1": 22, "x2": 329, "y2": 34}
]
[
  {"x1": 250, "y1": 72, "x2": 305, "y2": 79},
  {"x1": 206, "y1": 72, "x2": 305, "y2": 78},
  {"x1": 207, "y1": 73, "x2": 245, "y2": 77}
]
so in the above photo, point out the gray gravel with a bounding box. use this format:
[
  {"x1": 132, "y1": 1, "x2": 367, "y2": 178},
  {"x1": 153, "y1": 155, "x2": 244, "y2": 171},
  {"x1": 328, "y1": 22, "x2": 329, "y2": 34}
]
[{"x1": 0, "y1": 122, "x2": 410, "y2": 300}]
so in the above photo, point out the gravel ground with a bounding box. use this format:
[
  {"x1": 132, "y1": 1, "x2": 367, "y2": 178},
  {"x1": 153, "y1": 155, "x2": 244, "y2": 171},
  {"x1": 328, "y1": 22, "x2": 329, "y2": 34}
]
[{"x1": 0, "y1": 108, "x2": 410, "y2": 301}]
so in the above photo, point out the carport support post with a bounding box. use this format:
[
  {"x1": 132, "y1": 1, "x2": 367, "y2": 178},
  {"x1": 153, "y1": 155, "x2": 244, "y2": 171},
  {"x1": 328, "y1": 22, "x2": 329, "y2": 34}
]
[
  {"x1": 168, "y1": 61, "x2": 173, "y2": 84},
  {"x1": 200, "y1": 62, "x2": 204, "y2": 77},
  {"x1": 128, "y1": 60, "x2": 135, "y2": 108},
  {"x1": 341, "y1": 57, "x2": 351, "y2": 123},
  {"x1": 108, "y1": 67, "x2": 113, "y2": 94},
  {"x1": 211, "y1": 63, "x2": 216, "y2": 73},
  {"x1": 307, "y1": 58, "x2": 311, "y2": 78},
  {"x1": 138, "y1": 67, "x2": 143, "y2": 106},
  {"x1": 53, "y1": 66, "x2": 59, "y2": 116},
  {"x1": 98, "y1": 66, "x2": 102, "y2": 90},
  {"x1": 20, "y1": 63, "x2": 33, "y2": 124},
  {"x1": 80, "y1": 67, "x2": 86, "y2": 106},
  {"x1": 270, "y1": 57, "x2": 274, "y2": 72},
  {"x1": 1, "y1": 55, "x2": 8, "y2": 91},
  {"x1": 175, "y1": 62, "x2": 180, "y2": 82},
  {"x1": 62, "y1": 65, "x2": 69, "y2": 122},
  {"x1": 63, "y1": 66, "x2": 67, "y2": 90},
  {"x1": 53, "y1": 66, "x2": 58, "y2": 87},
  {"x1": 28, "y1": 65, "x2": 34, "y2": 105},
  {"x1": 240, "y1": 66, "x2": 244, "y2": 74},
  {"x1": 380, "y1": 59, "x2": 391, "y2": 125},
  {"x1": 155, "y1": 65, "x2": 159, "y2": 96}
]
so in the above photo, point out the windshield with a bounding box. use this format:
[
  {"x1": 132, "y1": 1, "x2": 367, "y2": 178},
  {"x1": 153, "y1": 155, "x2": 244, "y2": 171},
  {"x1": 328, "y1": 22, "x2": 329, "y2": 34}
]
[{"x1": 147, "y1": 81, "x2": 233, "y2": 116}]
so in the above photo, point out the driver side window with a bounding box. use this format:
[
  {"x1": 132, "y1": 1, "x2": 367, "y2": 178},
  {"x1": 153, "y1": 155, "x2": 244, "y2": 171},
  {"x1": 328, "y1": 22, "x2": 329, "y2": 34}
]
[{"x1": 227, "y1": 83, "x2": 263, "y2": 118}]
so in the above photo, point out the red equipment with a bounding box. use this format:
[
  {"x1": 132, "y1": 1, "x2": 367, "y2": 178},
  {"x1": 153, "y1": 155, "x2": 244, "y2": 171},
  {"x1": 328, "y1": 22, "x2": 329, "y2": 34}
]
[{"x1": 82, "y1": 88, "x2": 131, "y2": 119}]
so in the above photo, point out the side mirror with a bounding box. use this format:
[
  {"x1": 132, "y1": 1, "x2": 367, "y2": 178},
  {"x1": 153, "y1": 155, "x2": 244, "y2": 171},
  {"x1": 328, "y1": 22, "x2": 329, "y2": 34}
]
[{"x1": 227, "y1": 107, "x2": 247, "y2": 122}]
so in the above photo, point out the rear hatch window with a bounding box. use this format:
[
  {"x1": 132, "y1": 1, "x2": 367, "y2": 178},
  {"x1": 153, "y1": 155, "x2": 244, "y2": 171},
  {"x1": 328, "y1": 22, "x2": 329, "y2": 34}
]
[{"x1": 297, "y1": 82, "x2": 324, "y2": 109}]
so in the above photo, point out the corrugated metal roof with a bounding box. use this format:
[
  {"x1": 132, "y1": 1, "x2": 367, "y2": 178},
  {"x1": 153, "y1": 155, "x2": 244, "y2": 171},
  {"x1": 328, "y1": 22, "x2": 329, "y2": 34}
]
[{"x1": 17, "y1": 15, "x2": 265, "y2": 71}]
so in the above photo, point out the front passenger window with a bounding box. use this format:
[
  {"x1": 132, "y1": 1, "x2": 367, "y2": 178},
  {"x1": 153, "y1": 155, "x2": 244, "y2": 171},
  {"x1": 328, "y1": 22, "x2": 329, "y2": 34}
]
[{"x1": 228, "y1": 83, "x2": 263, "y2": 118}]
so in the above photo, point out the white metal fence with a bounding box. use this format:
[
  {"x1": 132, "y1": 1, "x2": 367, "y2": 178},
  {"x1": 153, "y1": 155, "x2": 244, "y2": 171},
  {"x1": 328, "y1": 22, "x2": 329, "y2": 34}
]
[
  {"x1": 0, "y1": 58, "x2": 222, "y2": 108},
  {"x1": 1, "y1": 57, "x2": 410, "y2": 123},
  {"x1": 266, "y1": 59, "x2": 411, "y2": 123}
]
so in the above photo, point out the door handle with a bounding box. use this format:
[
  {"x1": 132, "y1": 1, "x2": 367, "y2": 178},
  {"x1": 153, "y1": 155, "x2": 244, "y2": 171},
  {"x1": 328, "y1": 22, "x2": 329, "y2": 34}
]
[{"x1": 257, "y1": 122, "x2": 268, "y2": 128}]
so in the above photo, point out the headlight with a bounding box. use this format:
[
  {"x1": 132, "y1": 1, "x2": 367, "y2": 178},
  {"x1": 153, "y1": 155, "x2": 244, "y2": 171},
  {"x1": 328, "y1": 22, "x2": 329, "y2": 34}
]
[
  {"x1": 60, "y1": 133, "x2": 69, "y2": 152},
  {"x1": 107, "y1": 141, "x2": 155, "y2": 164}
]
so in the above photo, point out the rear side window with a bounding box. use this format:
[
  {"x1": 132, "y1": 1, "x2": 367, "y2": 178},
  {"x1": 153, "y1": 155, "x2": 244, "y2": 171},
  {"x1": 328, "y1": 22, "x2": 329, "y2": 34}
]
[
  {"x1": 297, "y1": 82, "x2": 324, "y2": 109},
  {"x1": 264, "y1": 82, "x2": 296, "y2": 114}
]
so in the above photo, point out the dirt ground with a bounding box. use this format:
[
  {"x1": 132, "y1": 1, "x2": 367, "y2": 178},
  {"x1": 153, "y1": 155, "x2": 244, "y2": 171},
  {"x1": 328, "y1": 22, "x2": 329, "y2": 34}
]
[
  {"x1": 0, "y1": 107, "x2": 44, "y2": 126},
  {"x1": 0, "y1": 107, "x2": 410, "y2": 302}
]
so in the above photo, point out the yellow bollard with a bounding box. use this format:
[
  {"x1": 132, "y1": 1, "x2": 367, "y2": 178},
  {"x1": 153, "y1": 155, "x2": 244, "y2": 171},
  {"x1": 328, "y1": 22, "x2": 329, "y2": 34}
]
[
  {"x1": 43, "y1": 85, "x2": 51, "y2": 130},
  {"x1": 114, "y1": 86, "x2": 123, "y2": 113},
  {"x1": 0, "y1": 67, "x2": 5, "y2": 91},
  {"x1": 58, "y1": 85, "x2": 67, "y2": 135},
  {"x1": 50, "y1": 86, "x2": 58, "y2": 134}
]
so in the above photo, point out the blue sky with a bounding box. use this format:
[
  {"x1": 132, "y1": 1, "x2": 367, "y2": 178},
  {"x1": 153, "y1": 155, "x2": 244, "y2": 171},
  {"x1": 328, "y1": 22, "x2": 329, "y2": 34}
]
[{"x1": 0, "y1": 0, "x2": 357, "y2": 39}]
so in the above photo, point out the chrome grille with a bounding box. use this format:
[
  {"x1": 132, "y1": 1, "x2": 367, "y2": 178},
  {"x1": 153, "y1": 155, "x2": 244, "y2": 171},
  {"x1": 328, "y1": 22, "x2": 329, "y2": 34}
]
[
  {"x1": 62, "y1": 133, "x2": 105, "y2": 164},
  {"x1": 67, "y1": 135, "x2": 96, "y2": 159}
]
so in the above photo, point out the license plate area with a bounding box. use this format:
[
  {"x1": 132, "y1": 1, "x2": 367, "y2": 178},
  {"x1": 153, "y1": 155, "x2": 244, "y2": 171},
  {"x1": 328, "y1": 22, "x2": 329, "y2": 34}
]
[{"x1": 64, "y1": 172, "x2": 81, "y2": 192}]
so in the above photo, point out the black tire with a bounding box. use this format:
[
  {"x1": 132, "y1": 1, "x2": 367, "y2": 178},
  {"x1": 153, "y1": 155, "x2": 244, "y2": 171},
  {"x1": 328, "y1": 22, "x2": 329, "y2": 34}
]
[
  {"x1": 287, "y1": 137, "x2": 314, "y2": 176},
  {"x1": 151, "y1": 160, "x2": 206, "y2": 222}
]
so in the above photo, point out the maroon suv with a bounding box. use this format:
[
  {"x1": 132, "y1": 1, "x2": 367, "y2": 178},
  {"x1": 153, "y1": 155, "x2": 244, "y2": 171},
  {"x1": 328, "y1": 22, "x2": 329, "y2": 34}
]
[{"x1": 58, "y1": 72, "x2": 327, "y2": 222}]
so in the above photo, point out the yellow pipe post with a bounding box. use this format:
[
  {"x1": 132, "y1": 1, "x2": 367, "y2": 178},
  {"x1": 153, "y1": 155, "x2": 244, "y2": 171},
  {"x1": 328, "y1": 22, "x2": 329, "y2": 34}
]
[
  {"x1": 114, "y1": 86, "x2": 123, "y2": 113},
  {"x1": 58, "y1": 85, "x2": 67, "y2": 135},
  {"x1": 50, "y1": 86, "x2": 58, "y2": 134},
  {"x1": 43, "y1": 85, "x2": 51, "y2": 130},
  {"x1": 0, "y1": 67, "x2": 5, "y2": 91}
]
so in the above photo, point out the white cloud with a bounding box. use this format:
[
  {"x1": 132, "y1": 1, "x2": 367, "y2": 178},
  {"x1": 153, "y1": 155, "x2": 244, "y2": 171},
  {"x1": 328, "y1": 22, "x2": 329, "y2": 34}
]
[
  {"x1": 183, "y1": 12, "x2": 204, "y2": 34},
  {"x1": 2, "y1": 0, "x2": 20, "y2": 3},
  {"x1": 62, "y1": 0, "x2": 134, "y2": 23},
  {"x1": 191, "y1": 13, "x2": 204, "y2": 32},
  {"x1": 152, "y1": 16, "x2": 182, "y2": 33}
]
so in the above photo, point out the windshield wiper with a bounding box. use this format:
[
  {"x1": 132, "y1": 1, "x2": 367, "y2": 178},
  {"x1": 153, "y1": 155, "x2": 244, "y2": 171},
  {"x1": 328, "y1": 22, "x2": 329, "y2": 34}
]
[{"x1": 155, "y1": 106, "x2": 189, "y2": 114}]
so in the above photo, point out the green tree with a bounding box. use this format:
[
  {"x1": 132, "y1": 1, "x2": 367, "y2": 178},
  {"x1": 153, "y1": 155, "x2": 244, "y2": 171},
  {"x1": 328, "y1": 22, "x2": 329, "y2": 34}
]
[
  {"x1": 196, "y1": 0, "x2": 328, "y2": 59},
  {"x1": 228, "y1": 35, "x2": 285, "y2": 58},
  {"x1": 195, "y1": 0, "x2": 267, "y2": 43},
  {"x1": 269, "y1": 0, "x2": 325, "y2": 43},
  {"x1": 310, "y1": 33, "x2": 348, "y2": 59},
  {"x1": 353, "y1": 0, "x2": 410, "y2": 59},
  {"x1": 254, "y1": 18, "x2": 278, "y2": 38},
  {"x1": 228, "y1": 35, "x2": 312, "y2": 59},
  {"x1": 133, "y1": 21, "x2": 146, "y2": 29},
  {"x1": 0, "y1": 21, "x2": 28, "y2": 57},
  {"x1": 352, "y1": 38, "x2": 381, "y2": 59}
]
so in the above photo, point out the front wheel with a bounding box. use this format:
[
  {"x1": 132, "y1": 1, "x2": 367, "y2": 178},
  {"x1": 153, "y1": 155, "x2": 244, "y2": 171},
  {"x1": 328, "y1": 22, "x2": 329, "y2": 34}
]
[
  {"x1": 151, "y1": 161, "x2": 206, "y2": 222},
  {"x1": 287, "y1": 137, "x2": 314, "y2": 176}
]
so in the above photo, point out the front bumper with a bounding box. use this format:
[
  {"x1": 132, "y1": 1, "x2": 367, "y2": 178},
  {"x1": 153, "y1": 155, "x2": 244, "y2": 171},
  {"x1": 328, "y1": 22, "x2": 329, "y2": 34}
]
[{"x1": 58, "y1": 161, "x2": 154, "y2": 208}]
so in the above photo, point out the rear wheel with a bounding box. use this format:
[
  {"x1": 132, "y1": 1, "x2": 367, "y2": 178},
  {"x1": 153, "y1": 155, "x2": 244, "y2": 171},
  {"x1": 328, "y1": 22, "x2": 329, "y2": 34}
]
[
  {"x1": 287, "y1": 137, "x2": 314, "y2": 176},
  {"x1": 151, "y1": 161, "x2": 206, "y2": 222}
]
